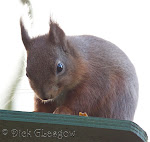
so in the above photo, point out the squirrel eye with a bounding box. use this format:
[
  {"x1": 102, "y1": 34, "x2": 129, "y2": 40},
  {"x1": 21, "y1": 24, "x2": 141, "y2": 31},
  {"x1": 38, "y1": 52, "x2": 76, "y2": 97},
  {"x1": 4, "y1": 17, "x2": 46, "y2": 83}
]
[{"x1": 57, "y1": 63, "x2": 63, "y2": 74}]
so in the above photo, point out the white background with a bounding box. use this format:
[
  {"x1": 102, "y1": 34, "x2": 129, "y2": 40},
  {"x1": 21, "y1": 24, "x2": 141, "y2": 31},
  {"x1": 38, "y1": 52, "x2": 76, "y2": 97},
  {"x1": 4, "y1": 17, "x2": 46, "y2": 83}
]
[{"x1": 0, "y1": 0, "x2": 150, "y2": 138}]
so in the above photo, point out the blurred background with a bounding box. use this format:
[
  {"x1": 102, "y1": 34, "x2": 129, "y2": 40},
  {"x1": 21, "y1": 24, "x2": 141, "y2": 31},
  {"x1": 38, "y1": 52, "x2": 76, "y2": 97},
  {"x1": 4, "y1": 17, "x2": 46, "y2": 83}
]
[{"x1": 0, "y1": 0, "x2": 150, "y2": 137}]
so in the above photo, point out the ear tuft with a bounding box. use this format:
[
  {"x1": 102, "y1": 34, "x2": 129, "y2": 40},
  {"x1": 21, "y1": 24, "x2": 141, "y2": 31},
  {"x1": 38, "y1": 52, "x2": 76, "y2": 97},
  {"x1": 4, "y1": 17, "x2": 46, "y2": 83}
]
[
  {"x1": 49, "y1": 19, "x2": 66, "y2": 46},
  {"x1": 20, "y1": 18, "x2": 31, "y2": 50}
]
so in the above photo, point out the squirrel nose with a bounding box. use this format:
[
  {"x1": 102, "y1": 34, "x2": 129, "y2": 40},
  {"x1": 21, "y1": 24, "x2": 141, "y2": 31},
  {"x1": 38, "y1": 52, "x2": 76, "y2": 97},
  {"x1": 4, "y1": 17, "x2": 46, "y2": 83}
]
[
  {"x1": 40, "y1": 96, "x2": 48, "y2": 100},
  {"x1": 39, "y1": 94, "x2": 48, "y2": 100},
  {"x1": 40, "y1": 89, "x2": 48, "y2": 100}
]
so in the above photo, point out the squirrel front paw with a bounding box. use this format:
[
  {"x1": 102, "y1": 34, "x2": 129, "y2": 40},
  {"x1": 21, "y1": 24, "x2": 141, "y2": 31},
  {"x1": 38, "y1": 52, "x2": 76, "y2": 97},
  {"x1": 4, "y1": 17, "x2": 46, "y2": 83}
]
[{"x1": 53, "y1": 106, "x2": 74, "y2": 115}]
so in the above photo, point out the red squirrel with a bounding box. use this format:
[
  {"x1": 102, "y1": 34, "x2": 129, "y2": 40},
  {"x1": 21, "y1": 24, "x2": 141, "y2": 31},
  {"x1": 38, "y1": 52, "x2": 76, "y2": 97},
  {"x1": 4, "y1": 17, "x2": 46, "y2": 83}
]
[{"x1": 20, "y1": 19, "x2": 138, "y2": 120}]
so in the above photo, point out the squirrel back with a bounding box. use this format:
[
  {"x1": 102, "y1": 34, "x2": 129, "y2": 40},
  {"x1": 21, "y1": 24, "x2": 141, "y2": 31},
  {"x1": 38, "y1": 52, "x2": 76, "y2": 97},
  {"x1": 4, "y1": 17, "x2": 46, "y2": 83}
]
[{"x1": 20, "y1": 19, "x2": 138, "y2": 120}]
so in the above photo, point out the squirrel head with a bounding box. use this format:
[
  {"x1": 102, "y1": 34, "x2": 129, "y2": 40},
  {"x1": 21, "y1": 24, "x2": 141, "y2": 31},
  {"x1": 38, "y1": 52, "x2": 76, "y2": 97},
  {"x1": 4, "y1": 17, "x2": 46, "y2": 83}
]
[{"x1": 20, "y1": 19, "x2": 86, "y2": 101}]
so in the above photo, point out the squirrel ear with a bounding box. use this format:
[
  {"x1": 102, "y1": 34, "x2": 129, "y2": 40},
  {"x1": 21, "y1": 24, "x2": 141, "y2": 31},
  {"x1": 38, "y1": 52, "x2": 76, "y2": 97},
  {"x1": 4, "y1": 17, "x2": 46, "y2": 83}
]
[
  {"x1": 20, "y1": 18, "x2": 31, "y2": 50},
  {"x1": 49, "y1": 20, "x2": 66, "y2": 47}
]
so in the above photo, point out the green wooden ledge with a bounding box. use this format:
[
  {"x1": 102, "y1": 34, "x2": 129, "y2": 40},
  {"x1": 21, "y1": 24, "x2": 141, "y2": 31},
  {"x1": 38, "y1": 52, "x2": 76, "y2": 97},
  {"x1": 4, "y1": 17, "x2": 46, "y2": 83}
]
[{"x1": 0, "y1": 109, "x2": 148, "y2": 142}]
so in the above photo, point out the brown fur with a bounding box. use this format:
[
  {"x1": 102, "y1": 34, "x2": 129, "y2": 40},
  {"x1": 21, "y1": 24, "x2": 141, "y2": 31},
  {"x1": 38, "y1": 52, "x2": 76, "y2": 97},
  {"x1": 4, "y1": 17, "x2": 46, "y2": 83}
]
[{"x1": 20, "y1": 18, "x2": 138, "y2": 120}]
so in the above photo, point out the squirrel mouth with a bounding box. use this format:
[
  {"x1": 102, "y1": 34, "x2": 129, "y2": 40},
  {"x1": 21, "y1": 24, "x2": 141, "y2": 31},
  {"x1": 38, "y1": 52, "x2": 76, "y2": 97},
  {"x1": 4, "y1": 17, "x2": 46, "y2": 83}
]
[
  {"x1": 37, "y1": 94, "x2": 55, "y2": 103},
  {"x1": 41, "y1": 92, "x2": 64, "y2": 104},
  {"x1": 41, "y1": 99, "x2": 54, "y2": 104},
  {"x1": 40, "y1": 96, "x2": 55, "y2": 103},
  {"x1": 37, "y1": 88, "x2": 64, "y2": 103}
]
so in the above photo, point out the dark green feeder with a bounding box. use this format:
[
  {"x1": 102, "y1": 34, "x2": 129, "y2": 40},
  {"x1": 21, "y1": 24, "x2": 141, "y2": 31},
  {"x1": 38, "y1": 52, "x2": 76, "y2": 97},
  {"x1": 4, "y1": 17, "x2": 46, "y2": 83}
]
[{"x1": 0, "y1": 110, "x2": 148, "y2": 142}]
